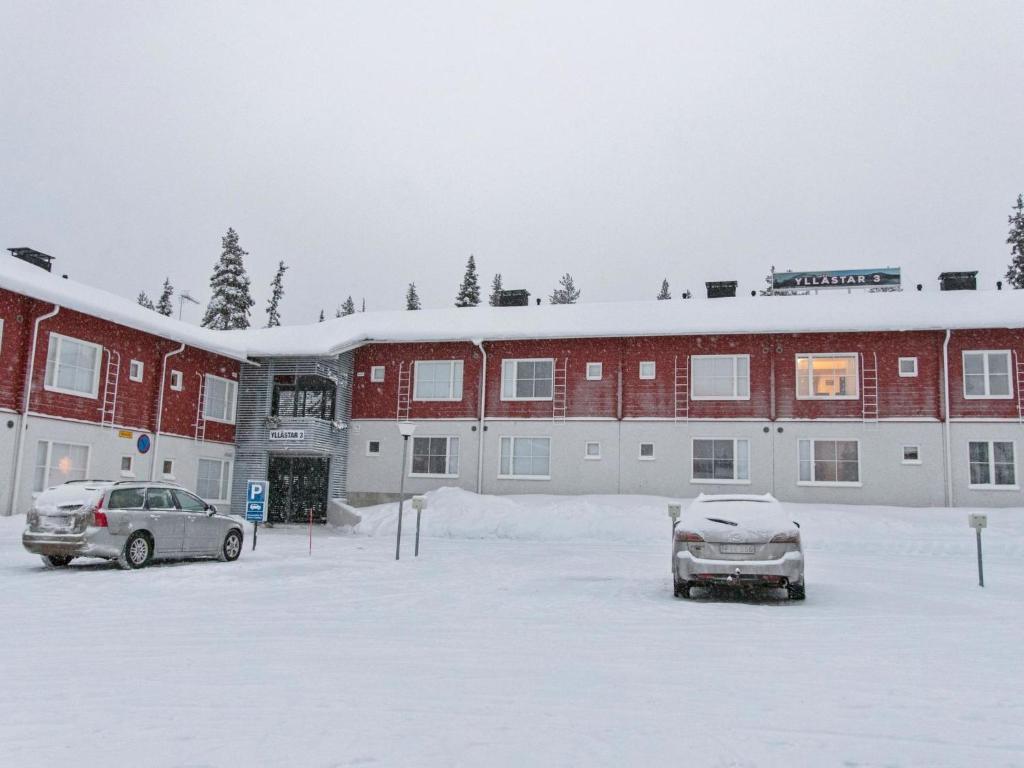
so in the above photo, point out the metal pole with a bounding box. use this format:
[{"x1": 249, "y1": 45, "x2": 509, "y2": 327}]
[
  {"x1": 252, "y1": 522, "x2": 258, "y2": 551},
  {"x1": 415, "y1": 507, "x2": 422, "y2": 557},
  {"x1": 976, "y1": 528, "x2": 984, "y2": 587},
  {"x1": 396, "y1": 436, "x2": 408, "y2": 561}
]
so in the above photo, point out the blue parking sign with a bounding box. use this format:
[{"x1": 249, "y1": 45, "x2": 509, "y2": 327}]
[{"x1": 246, "y1": 481, "x2": 269, "y2": 523}]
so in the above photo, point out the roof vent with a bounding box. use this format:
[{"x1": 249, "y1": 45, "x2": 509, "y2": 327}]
[
  {"x1": 8, "y1": 247, "x2": 55, "y2": 272},
  {"x1": 705, "y1": 281, "x2": 737, "y2": 299},
  {"x1": 938, "y1": 271, "x2": 977, "y2": 291},
  {"x1": 496, "y1": 289, "x2": 530, "y2": 307}
]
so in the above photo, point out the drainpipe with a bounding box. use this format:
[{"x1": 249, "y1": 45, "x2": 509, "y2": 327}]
[
  {"x1": 150, "y1": 343, "x2": 186, "y2": 481},
  {"x1": 473, "y1": 340, "x2": 487, "y2": 494},
  {"x1": 942, "y1": 329, "x2": 953, "y2": 507},
  {"x1": 9, "y1": 304, "x2": 60, "y2": 516}
]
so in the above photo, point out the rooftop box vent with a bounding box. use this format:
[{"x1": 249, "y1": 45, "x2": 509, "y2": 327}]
[
  {"x1": 938, "y1": 271, "x2": 977, "y2": 291},
  {"x1": 705, "y1": 281, "x2": 737, "y2": 299},
  {"x1": 8, "y1": 247, "x2": 55, "y2": 272},
  {"x1": 496, "y1": 289, "x2": 530, "y2": 307}
]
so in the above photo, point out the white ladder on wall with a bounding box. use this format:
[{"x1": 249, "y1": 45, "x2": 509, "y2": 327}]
[
  {"x1": 396, "y1": 362, "x2": 411, "y2": 421},
  {"x1": 674, "y1": 355, "x2": 689, "y2": 421},
  {"x1": 194, "y1": 373, "x2": 207, "y2": 442},
  {"x1": 861, "y1": 351, "x2": 879, "y2": 424},
  {"x1": 99, "y1": 349, "x2": 121, "y2": 428},
  {"x1": 1015, "y1": 351, "x2": 1024, "y2": 423},
  {"x1": 552, "y1": 358, "x2": 568, "y2": 422}
]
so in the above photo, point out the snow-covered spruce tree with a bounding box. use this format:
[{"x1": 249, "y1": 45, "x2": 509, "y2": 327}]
[
  {"x1": 488, "y1": 273, "x2": 504, "y2": 306},
  {"x1": 657, "y1": 278, "x2": 671, "y2": 300},
  {"x1": 155, "y1": 278, "x2": 174, "y2": 316},
  {"x1": 201, "y1": 227, "x2": 256, "y2": 330},
  {"x1": 1006, "y1": 194, "x2": 1024, "y2": 289},
  {"x1": 406, "y1": 282, "x2": 421, "y2": 310},
  {"x1": 455, "y1": 255, "x2": 481, "y2": 307},
  {"x1": 549, "y1": 273, "x2": 580, "y2": 304},
  {"x1": 265, "y1": 260, "x2": 287, "y2": 328},
  {"x1": 340, "y1": 296, "x2": 356, "y2": 316},
  {"x1": 137, "y1": 291, "x2": 155, "y2": 310}
]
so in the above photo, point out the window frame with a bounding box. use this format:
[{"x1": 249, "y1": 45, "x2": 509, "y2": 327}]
[
  {"x1": 128, "y1": 359, "x2": 144, "y2": 383},
  {"x1": 412, "y1": 360, "x2": 464, "y2": 402},
  {"x1": 901, "y1": 445, "x2": 922, "y2": 465},
  {"x1": 500, "y1": 358, "x2": 555, "y2": 402},
  {"x1": 690, "y1": 354, "x2": 751, "y2": 401},
  {"x1": 169, "y1": 370, "x2": 184, "y2": 391},
  {"x1": 0, "y1": 318, "x2": 4, "y2": 353},
  {"x1": 797, "y1": 438, "x2": 862, "y2": 487},
  {"x1": 795, "y1": 353, "x2": 860, "y2": 401},
  {"x1": 370, "y1": 365, "x2": 386, "y2": 383},
  {"x1": 120, "y1": 455, "x2": 135, "y2": 477},
  {"x1": 498, "y1": 436, "x2": 552, "y2": 480},
  {"x1": 638, "y1": 442, "x2": 656, "y2": 461},
  {"x1": 639, "y1": 361, "x2": 656, "y2": 380},
  {"x1": 898, "y1": 357, "x2": 918, "y2": 378},
  {"x1": 962, "y1": 350, "x2": 1013, "y2": 400},
  {"x1": 161, "y1": 458, "x2": 175, "y2": 480},
  {"x1": 690, "y1": 437, "x2": 751, "y2": 484},
  {"x1": 585, "y1": 362, "x2": 603, "y2": 381},
  {"x1": 366, "y1": 440, "x2": 382, "y2": 457},
  {"x1": 196, "y1": 457, "x2": 233, "y2": 502},
  {"x1": 43, "y1": 332, "x2": 103, "y2": 399},
  {"x1": 409, "y1": 435, "x2": 460, "y2": 478},
  {"x1": 32, "y1": 440, "x2": 91, "y2": 492},
  {"x1": 967, "y1": 440, "x2": 1018, "y2": 490},
  {"x1": 203, "y1": 374, "x2": 238, "y2": 424},
  {"x1": 584, "y1": 441, "x2": 601, "y2": 460}
]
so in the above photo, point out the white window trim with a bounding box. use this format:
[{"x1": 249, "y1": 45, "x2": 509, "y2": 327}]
[
  {"x1": 968, "y1": 440, "x2": 1019, "y2": 490},
  {"x1": 795, "y1": 353, "x2": 860, "y2": 401},
  {"x1": 962, "y1": 350, "x2": 1014, "y2": 400},
  {"x1": 128, "y1": 359, "x2": 144, "y2": 383},
  {"x1": 898, "y1": 357, "x2": 918, "y2": 378},
  {"x1": 170, "y1": 370, "x2": 184, "y2": 391},
  {"x1": 0, "y1": 318, "x2": 4, "y2": 352},
  {"x1": 43, "y1": 332, "x2": 103, "y2": 399},
  {"x1": 409, "y1": 435, "x2": 460, "y2": 478},
  {"x1": 197, "y1": 457, "x2": 233, "y2": 502},
  {"x1": 161, "y1": 458, "x2": 176, "y2": 480},
  {"x1": 639, "y1": 361, "x2": 656, "y2": 380},
  {"x1": 500, "y1": 358, "x2": 555, "y2": 402},
  {"x1": 638, "y1": 442, "x2": 656, "y2": 461},
  {"x1": 366, "y1": 440, "x2": 382, "y2": 457},
  {"x1": 901, "y1": 445, "x2": 922, "y2": 465},
  {"x1": 796, "y1": 438, "x2": 863, "y2": 487},
  {"x1": 585, "y1": 362, "x2": 603, "y2": 381},
  {"x1": 33, "y1": 440, "x2": 92, "y2": 492},
  {"x1": 690, "y1": 354, "x2": 751, "y2": 401},
  {"x1": 690, "y1": 437, "x2": 752, "y2": 485},
  {"x1": 412, "y1": 360, "x2": 464, "y2": 402},
  {"x1": 584, "y1": 441, "x2": 601, "y2": 460},
  {"x1": 204, "y1": 374, "x2": 237, "y2": 424},
  {"x1": 370, "y1": 365, "x2": 386, "y2": 383},
  {"x1": 497, "y1": 436, "x2": 552, "y2": 480},
  {"x1": 120, "y1": 455, "x2": 135, "y2": 478}
]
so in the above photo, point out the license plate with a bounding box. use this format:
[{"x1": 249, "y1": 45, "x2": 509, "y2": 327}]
[{"x1": 720, "y1": 544, "x2": 756, "y2": 554}]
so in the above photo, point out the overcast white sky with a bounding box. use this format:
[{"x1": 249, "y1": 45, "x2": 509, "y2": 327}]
[{"x1": 2, "y1": 1, "x2": 1022, "y2": 324}]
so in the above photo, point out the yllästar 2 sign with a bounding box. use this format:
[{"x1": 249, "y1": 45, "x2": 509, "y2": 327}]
[{"x1": 773, "y1": 267, "x2": 900, "y2": 291}]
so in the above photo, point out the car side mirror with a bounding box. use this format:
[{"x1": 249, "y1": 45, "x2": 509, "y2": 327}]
[{"x1": 207, "y1": 504, "x2": 218, "y2": 515}]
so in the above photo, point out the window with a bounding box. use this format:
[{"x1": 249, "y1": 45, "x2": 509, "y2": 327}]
[
  {"x1": 120, "y1": 455, "x2": 134, "y2": 476},
  {"x1": 798, "y1": 439, "x2": 860, "y2": 485},
  {"x1": 170, "y1": 370, "x2": 183, "y2": 390},
  {"x1": 0, "y1": 318, "x2": 4, "y2": 351},
  {"x1": 108, "y1": 488, "x2": 145, "y2": 509},
  {"x1": 902, "y1": 445, "x2": 921, "y2": 465},
  {"x1": 639, "y1": 442, "x2": 655, "y2": 460},
  {"x1": 898, "y1": 357, "x2": 918, "y2": 377},
  {"x1": 692, "y1": 439, "x2": 750, "y2": 483},
  {"x1": 204, "y1": 374, "x2": 237, "y2": 423},
  {"x1": 44, "y1": 333, "x2": 102, "y2": 398},
  {"x1": 691, "y1": 355, "x2": 750, "y2": 400},
  {"x1": 410, "y1": 436, "x2": 460, "y2": 477},
  {"x1": 146, "y1": 487, "x2": 176, "y2": 509},
  {"x1": 366, "y1": 440, "x2": 381, "y2": 456},
  {"x1": 499, "y1": 437, "x2": 551, "y2": 479},
  {"x1": 501, "y1": 359, "x2": 554, "y2": 400},
  {"x1": 129, "y1": 360, "x2": 144, "y2": 382},
  {"x1": 585, "y1": 441, "x2": 601, "y2": 460},
  {"x1": 370, "y1": 365, "x2": 386, "y2": 383},
  {"x1": 32, "y1": 441, "x2": 90, "y2": 492},
  {"x1": 796, "y1": 354, "x2": 859, "y2": 399},
  {"x1": 968, "y1": 441, "x2": 1017, "y2": 488},
  {"x1": 197, "y1": 458, "x2": 232, "y2": 500},
  {"x1": 161, "y1": 459, "x2": 175, "y2": 478},
  {"x1": 586, "y1": 362, "x2": 603, "y2": 381},
  {"x1": 963, "y1": 351, "x2": 1012, "y2": 399},
  {"x1": 414, "y1": 360, "x2": 464, "y2": 401},
  {"x1": 271, "y1": 375, "x2": 336, "y2": 419},
  {"x1": 173, "y1": 489, "x2": 207, "y2": 512},
  {"x1": 639, "y1": 361, "x2": 656, "y2": 380}
]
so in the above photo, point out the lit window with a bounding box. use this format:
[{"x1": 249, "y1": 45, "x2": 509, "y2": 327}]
[
  {"x1": 968, "y1": 441, "x2": 1017, "y2": 488},
  {"x1": 33, "y1": 441, "x2": 90, "y2": 492},
  {"x1": 44, "y1": 333, "x2": 102, "y2": 398},
  {"x1": 963, "y1": 351, "x2": 1012, "y2": 399},
  {"x1": 691, "y1": 355, "x2": 750, "y2": 400},
  {"x1": 798, "y1": 439, "x2": 860, "y2": 485},
  {"x1": 499, "y1": 437, "x2": 551, "y2": 479},
  {"x1": 366, "y1": 440, "x2": 381, "y2": 456},
  {"x1": 501, "y1": 359, "x2": 554, "y2": 400},
  {"x1": 898, "y1": 357, "x2": 918, "y2": 377},
  {"x1": 796, "y1": 354, "x2": 859, "y2": 399},
  {"x1": 413, "y1": 361, "x2": 464, "y2": 401},
  {"x1": 639, "y1": 442, "x2": 655, "y2": 460},
  {"x1": 170, "y1": 370, "x2": 184, "y2": 391},
  {"x1": 410, "y1": 436, "x2": 459, "y2": 477},
  {"x1": 585, "y1": 441, "x2": 601, "y2": 460},
  {"x1": 586, "y1": 362, "x2": 603, "y2": 381},
  {"x1": 370, "y1": 366, "x2": 385, "y2": 383},
  {"x1": 692, "y1": 439, "x2": 750, "y2": 482},
  {"x1": 902, "y1": 445, "x2": 921, "y2": 464},
  {"x1": 197, "y1": 458, "x2": 232, "y2": 500},
  {"x1": 204, "y1": 375, "x2": 237, "y2": 423},
  {"x1": 129, "y1": 360, "x2": 144, "y2": 382},
  {"x1": 639, "y1": 361, "x2": 656, "y2": 380}
]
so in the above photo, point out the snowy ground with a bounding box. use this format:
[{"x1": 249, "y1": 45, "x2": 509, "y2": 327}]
[{"x1": 1, "y1": 489, "x2": 1022, "y2": 768}]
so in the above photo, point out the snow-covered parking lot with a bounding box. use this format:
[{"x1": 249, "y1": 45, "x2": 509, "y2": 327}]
[{"x1": 1, "y1": 490, "x2": 1022, "y2": 768}]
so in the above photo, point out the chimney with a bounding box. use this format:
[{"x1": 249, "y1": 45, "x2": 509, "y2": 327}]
[
  {"x1": 8, "y1": 247, "x2": 55, "y2": 272},
  {"x1": 705, "y1": 280, "x2": 737, "y2": 299},
  {"x1": 938, "y1": 271, "x2": 977, "y2": 291},
  {"x1": 496, "y1": 289, "x2": 530, "y2": 307}
]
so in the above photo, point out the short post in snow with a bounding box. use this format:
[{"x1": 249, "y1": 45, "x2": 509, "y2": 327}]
[
  {"x1": 667, "y1": 502, "x2": 681, "y2": 535},
  {"x1": 968, "y1": 513, "x2": 987, "y2": 587},
  {"x1": 308, "y1": 507, "x2": 313, "y2": 556},
  {"x1": 412, "y1": 495, "x2": 426, "y2": 556},
  {"x1": 395, "y1": 422, "x2": 417, "y2": 561}
]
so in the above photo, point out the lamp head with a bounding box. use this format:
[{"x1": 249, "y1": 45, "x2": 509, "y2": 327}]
[{"x1": 398, "y1": 421, "x2": 417, "y2": 437}]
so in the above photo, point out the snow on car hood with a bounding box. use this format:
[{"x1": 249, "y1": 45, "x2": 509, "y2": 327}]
[
  {"x1": 679, "y1": 494, "x2": 798, "y2": 544},
  {"x1": 33, "y1": 484, "x2": 108, "y2": 515}
]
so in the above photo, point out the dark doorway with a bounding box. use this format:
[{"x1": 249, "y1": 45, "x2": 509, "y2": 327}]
[{"x1": 267, "y1": 455, "x2": 330, "y2": 524}]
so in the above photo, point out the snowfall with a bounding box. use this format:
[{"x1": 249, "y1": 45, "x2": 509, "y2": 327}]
[{"x1": 1, "y1": 490, "x2": 1022, "y2": 768}]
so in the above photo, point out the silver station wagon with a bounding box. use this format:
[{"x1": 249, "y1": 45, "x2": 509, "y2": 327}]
[{"x1": 23, "y1": 480, "x2": 244, "y2": 569}]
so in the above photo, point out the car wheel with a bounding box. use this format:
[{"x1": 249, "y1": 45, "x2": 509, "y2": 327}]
[
  {"x1": 787, "y1": 583, "x2": 806, "y2": 601},
  {"x1": 220, "y1": 529, "x2": 243, "y2": 562},
  {"x1": 41, "y1": 554, "x2": 74, "y2": 568},
  {"x1": 674, "y1": 580, "x2": 693, "y2": 599},
  {"x1": 118, "y1": 532, "x2": 153, "y2": 570}
]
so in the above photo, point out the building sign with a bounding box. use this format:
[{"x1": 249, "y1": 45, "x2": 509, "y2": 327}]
[
  {"x1": 118, "y1": 429, "x2": 133, "y2": 439},
  {"x1": 246, "y1": 481, "x2": 269, "y2": 523},
  {"x1": 773, "y1": 267, "x2": 900, "y2": 291},
  {"x1": 269, "y1": 429, "x2": 306, "y2": 441}
]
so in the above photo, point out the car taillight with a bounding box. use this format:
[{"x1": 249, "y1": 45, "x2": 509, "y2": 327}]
[
  {"x1": 770, "y1": 531, "x2": 800, "y2": 544},
  {"x1": 89, "y1": 496, "x2": 108, "y2": 528},
  {"x1": 674, "y1": 530, "x2": 704, "y2": 543}
]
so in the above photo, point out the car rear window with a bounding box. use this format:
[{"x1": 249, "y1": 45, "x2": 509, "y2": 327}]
[{"x1": 108, "y1": 488, "x2": 145, "y2": 509}]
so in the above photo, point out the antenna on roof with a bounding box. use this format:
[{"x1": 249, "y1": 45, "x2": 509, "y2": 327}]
[{"x1": 178, "y1": 290, "x2": 200, "y2": 320}]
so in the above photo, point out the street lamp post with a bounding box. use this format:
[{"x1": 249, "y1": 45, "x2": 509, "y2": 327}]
[{"x1": 395, "y1": 422, "x2": 417, "y2": 560}]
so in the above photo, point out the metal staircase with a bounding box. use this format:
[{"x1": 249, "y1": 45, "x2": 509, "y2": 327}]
[
  {"x1": 396, "y1": 362, "x2": 411, "y2": 421},
  {"x1": 99, "y1": 349, "x2": 121, "y2": 428},
  {"x1": 194, "y1": 373, "x2": 207, "y2": 442},
  {"x1": 674, "y1": 355, "x2": 689, "y2": 421},
  {"x1": 1015, "y1": 351, "x2": 1024, "y2": 423},
  {"x1": 861, "y1": 351, "x2": 879, "y2": 424},
  {"x1": 552, "y1": 358, "x2": 568, "y2": 422}
]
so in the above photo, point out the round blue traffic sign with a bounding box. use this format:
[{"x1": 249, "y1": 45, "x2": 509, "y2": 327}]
[{"x1": 137, "y1": 434, "x2": 151, "y2": 454}]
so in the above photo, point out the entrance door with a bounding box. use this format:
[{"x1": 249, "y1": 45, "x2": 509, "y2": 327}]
[{"x1": 267, "y1": 455, "x2": 330, "y2": 524}]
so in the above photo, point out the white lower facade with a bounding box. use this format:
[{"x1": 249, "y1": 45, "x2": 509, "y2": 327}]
[
  {"x1": 0, "y1": 412, "x2": 235, "y2": 516},
  {"x1": 347, "y1": 418, "x2": 1024, "y2": 508}
]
